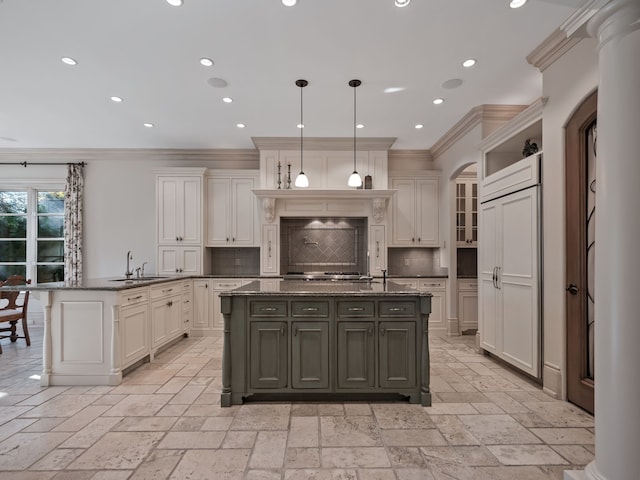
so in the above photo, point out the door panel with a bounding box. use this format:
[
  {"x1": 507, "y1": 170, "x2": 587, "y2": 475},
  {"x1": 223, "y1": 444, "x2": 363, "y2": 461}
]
[
  {"x1": 379, "y1": 321, "x2": 416, "y2": 388},
  {"x1": 291, "y1": 322, "x2": 329, "y2": 389},
  {"x1": 250, "y1": 321, "x2": 287, "y2": 389},
  {"x1": 337, "y1": 322, "x2": 375, "y2": 389}
]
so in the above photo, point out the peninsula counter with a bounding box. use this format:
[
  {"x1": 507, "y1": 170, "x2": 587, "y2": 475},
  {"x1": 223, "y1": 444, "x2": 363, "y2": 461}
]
[{"x1": 219, "y1": 280, "x2": 432, "y2": 407}]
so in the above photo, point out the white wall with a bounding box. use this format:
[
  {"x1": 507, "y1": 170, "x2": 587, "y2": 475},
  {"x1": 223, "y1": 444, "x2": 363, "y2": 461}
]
[{"x1": 540, "y1": 37, "x2": 598, "y2": 399}]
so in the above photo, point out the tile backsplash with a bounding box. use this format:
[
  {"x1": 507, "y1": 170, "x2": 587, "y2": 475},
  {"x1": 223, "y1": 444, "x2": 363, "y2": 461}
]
[
  {"x1": 210, "y1": 247, "x2": 260, "y2": 276},
  {"x1": 387, "y1": 248, "x2": 447, "y2": 277},
  {"x1": 280, "y1": 217, "x2": 367, "y2": 273}
]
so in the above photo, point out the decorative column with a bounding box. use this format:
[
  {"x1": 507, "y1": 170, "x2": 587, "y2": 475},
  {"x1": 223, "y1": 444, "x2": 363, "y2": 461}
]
[{"x1": 584, "y1": 2, "x2": 640, "y2": 479}]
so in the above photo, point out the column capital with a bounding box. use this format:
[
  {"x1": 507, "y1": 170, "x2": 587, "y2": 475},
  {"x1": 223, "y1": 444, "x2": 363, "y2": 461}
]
[{"x1": 587, "y1": 0, "x2": 640, "y2": 49}]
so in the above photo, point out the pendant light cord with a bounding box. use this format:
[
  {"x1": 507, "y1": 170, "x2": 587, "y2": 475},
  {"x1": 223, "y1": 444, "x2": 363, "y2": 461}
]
[{"x1": 300, "y1": 82, "x2": 304, "y2": 172}]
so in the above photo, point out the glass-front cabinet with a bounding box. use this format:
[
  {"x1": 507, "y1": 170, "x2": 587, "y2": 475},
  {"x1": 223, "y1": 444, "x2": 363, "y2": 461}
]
[{"x1": 456, "y1": 177, "x2": 477, "y2": 247}]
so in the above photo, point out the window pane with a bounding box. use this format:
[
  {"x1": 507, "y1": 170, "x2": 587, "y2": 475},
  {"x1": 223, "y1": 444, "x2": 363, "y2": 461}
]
[
  {"x1": 0, "y1": 240, "x2": 27, "y2": 260},
  {"x1": 38, "y1": 191, "x2": 65, "y2": 214},
  {"x1": 37, "y1": 240, "x2": 64, "y2": 263},
  {"x1": 37, "y1": 264, "x2": 64, "y2": 283},
  {"x1": 0, "y1": 216, "x2": 27, "y2": 238},
  {"x1": 0, "y1": 192, "x2": 27, "y2": 214},
  {"x1": 0, "y1": 264, "x2": 27, "y2": 281},
  {"x1": 38, "y1": 216, "x2": 64, "y2": 238}
]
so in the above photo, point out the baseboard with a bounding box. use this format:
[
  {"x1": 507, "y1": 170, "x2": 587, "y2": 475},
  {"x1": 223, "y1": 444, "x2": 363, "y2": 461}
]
[
  {"x1": 447, "y1": 317, "x2": 460, "y2": 336},
  {"x1": 543, "y1": 362, "x2": 562, "y2": 399}
]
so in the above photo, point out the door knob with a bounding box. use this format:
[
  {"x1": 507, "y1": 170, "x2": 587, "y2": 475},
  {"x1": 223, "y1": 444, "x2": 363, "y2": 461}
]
[{"x1": 566, "y1": 284, "x2": 579, "y2": 295}]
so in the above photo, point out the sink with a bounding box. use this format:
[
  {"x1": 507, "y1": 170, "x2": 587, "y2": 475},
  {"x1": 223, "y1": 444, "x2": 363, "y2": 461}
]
[{"x1": 110, "y1": 276, "x2": 169, "y2": 282}]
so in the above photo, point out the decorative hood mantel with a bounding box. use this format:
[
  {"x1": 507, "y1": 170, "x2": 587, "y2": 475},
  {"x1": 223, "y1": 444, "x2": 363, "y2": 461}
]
[{"x1": 252, "y1": 188, "x2": 396, "y2": 223}]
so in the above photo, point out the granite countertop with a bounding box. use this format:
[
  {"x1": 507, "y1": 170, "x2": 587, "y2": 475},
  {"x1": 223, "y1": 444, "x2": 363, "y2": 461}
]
[
  {"x1": 219, "y1": 279, "x2": 432, "y2": 297},
  {"x1": 0, "y1": 276, "x2": 184, "y2": 292}
]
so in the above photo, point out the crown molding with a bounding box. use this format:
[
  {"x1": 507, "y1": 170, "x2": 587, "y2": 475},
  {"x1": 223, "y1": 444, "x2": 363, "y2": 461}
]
[
  {"x1": 388, "y1": 150, "x2": 433, "y2": 163},
  {"x1": 0, "y1": 148, "x2": 259, "y2": 163},
  {"x1": 527, "y1": 28, "x2": 582, "y2": 72},
  {"x1": 430, "y1": 105, "x2": 527, "y2": 159},
  {"x1": 251, "y1": 137, "x2": 397, "y2": 151},
  {"x1": 477, "y1": 97, "x2": 548, "y2": 153},
  {"x1": 561, "y1": 0, "x2": 608, "y2": 38}
]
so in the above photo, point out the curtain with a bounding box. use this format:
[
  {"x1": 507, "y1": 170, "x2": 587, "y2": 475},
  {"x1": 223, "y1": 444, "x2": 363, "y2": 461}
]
[{"x1": 64, "y1": 163, "x2": 84, "y2": 283}]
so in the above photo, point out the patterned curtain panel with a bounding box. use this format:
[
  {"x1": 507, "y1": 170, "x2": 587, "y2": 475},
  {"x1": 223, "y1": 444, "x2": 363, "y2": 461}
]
[{"x1": 64, "y1": 163, "x2": 84, "y2": 283}]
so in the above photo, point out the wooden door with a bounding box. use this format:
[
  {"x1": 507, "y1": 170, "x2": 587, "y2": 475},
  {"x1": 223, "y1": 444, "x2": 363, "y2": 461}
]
[
  {"x1": 379, "y1": 321, "x2": 416, "y2": 388},
  {"x1": 337, "y1": 321, "x2": 375, "y2": 389},
  {"x1": 250, "y1": 321, "x2": 288, "y2": 389},
  {"x1": 231, "y1": 178, "x2": 255, "y2": 245},
  {"x1": 416, "y1": 179, "x2": 439, "y2": 245},
  {"x1": 291, "y1": 322, "x2": 329, "y2": 389},
  {"x1": 206, "y1": 177, "x2": 230, "y2": 245},
  {"x1": 565, "y1": 90, "x2": 597, "y2": 415},
  {"x1": 479, "y1": 201, "x2": 499, "y2": 353}
]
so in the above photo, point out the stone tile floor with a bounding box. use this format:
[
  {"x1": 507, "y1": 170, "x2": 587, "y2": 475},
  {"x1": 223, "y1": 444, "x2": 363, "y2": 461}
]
[{"x1": 0, "y1": 325, "x2": 594, "y2": 479}]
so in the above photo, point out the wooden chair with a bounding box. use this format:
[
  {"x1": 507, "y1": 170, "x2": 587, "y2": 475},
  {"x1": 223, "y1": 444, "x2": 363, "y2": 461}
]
[{"x1": 0, "y1": 275, "x2": 32, "y2": 354}]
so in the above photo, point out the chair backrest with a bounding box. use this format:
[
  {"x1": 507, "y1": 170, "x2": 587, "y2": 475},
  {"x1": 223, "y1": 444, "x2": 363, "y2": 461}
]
[{"x1": 0, "y1": 275, "x2": 31, "y2": 314}]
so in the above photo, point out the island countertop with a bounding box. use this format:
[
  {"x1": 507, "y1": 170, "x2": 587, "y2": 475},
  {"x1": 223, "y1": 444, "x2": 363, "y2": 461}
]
[
  {"x1": 219, "y1": 279, "x2": 432, "y2": 297},
  {"x1": 0, "y1": 276, "x2": 185, "y2": 291}
]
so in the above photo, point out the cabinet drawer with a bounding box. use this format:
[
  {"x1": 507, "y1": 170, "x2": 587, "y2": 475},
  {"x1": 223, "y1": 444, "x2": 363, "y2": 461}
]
[
  {"x1": 250, "y1": 300, "x2": 287, "y2": 317},
  {"x1": 213, "y1": 280, "x2": 243, "y2": 291},
  {"x1": 458, "y1": 280, "x2": 478, "y2": 291},
  {"x1": 150, "y1": 282, "x2": 180, "y2": 300},
  {"x1": 337, "y1": 301, "x2": 374, "y2": 317},
  {"x1": 418, "y1": 279, "x2": 446, "y2": 290},
  {"x1": 379, "y1": 301, "x2": 416, "y2": 317},
  {"x1": 119, "y1": 287, "x2": 149, "y2": 307},
  {"x1": 292, "y1": 301, "x2": 329, "y2": 318}
]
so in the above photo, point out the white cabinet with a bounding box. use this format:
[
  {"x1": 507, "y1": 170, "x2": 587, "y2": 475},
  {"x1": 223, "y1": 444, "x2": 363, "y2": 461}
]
[
  {"x1": 479, "y1": 154, "x2": 541, "y2": 378},
  {"x1": 212, "y1": 279, "x2": 244, "y2": 331},
  {"x1": 192, "y1": 279, "x2": 213, "y2": 334},
  {"x1": 457, "y1": 280, "x2": 478, "y2": 333},
  {"x1": 456, "y1": 178, "x2": 478, "y2": 247},
  {"x1": 157, "y1": 246, "x2": 202, "y2": 276},
  {"x1": 150, "y1": 281, "x2": 183, "y2": 351},
  {"x1": 180, "y1": 279, "x2": 192, "y2": 334},
  {"x1": 119, "y1": 287, "x2": 150, "y2": 369},
  {"x1": 392, "y1": 278, "x2": 447, "y2": 335},
  {"x1": 206, "y1": 173, "x2": 258, "y2": 246},
  {"x1": 390, "y1": 175, "x2": 439, "y2": 247},
  {"x1": 261, "y1": 224, "x2": 279, "y2": 275},
  {"x1": 157, "y1": 176, "x2": 202, "y2": 245},
  {"x1": 370, "y1": 225, "x2": 386, "y2": 275}
]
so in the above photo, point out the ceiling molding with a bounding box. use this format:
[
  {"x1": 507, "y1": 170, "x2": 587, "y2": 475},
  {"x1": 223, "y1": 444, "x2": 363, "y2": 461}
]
[
  {"x1": 477, "y1": 97, "x2": 548, "y2": 153},
  {"x1": 560, "y1": 0, "x2": 607, "y2": 37},
  {"x1": 430, "y1": 105, "x2": 527, "y2": 159},
  {"x1": 252, "y1": 137, "x2": 397, "y2": 151},
  {"x1": 527, "y1": 27, "x2": 582, "y2": 72},
  {"x1": 0, "y1": 148, "x2": 260, "y2": 163},
  {"x1": 388, "y1": 150, "x2": 433, "y2": 163}
]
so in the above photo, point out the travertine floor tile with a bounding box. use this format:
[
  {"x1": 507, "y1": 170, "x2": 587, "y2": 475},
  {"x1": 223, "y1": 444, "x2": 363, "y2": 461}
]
[
  {"x1": 372, "y1": 404, "x2": 434, "y2": 429},
  {"x1": 249, "y1": 431, "x2": 288, "y2": 468},
  {"x1": 68, "y1": 432, "x2": 163, "y2": 470},
  {"x1": 157, "y1": 431, "x2": 225, "y2": 449},
  {"x1": 169, "y1": 449, "x2": 250, "y2": 480},
  {"x1": 457, "y1": 414, "x2": 541, "y2": 444},
  {"x1": 289, "y1": 416, "x2": 319, "y2": 447},
  {"x1": 285, "y1": 447, "x2": 321, "y2": 468},
  {"x1": 381, "y1": 429, "x2": 447, "y2": 447},
  {"x1": 0, "y1": 432, "x2": 71, "y2": 470},
  {"x1": 530, "y1": 428, "x2": 595, "y2": 445},
  {"x1": 320, "y1": 416, "x2": 381, "y2": 447},
  {"x1": 487, "y1": 444, "x2": 569, "y2": 465},
  {"x1": 321, "y1": 447, "x2": 391, "y2": 468}
]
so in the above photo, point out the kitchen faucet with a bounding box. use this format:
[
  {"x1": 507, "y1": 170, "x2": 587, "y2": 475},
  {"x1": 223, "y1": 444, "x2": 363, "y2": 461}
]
[{"x1": 125, "y1": 251, "x2": 133, "y2": 278}]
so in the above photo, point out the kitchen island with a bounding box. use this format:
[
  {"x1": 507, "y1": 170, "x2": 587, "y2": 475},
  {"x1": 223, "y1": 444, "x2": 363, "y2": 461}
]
[
  {"x1": 2, "y1": 276, "x2": 191, "y2": 386},
  {"x1": 219, "y1": 279, "x2": 432, "y2": 407}
]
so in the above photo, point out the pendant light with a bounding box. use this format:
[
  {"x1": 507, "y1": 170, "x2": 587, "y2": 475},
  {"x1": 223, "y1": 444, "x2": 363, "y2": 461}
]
[
  {"x1": 294, "y1": 79, "x2": 309, "y2": 188},
  {"x1": 348, "y1": 79, "x2": 363, "y2": 188}
]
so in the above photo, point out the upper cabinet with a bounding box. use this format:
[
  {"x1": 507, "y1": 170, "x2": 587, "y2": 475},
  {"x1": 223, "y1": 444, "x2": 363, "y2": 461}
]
[
  {"x1": 157, "y1": 174, "x2": 203, "y2": 245},
  {"x1": 206, "y1": 171, "x2": 259, "y2": 247},
  {"x1": 456, "y1": 175, "x2": 478, "y2": 247},
  {"x1": 389, "y1": 173, "x2": 440, "y2": 247}
]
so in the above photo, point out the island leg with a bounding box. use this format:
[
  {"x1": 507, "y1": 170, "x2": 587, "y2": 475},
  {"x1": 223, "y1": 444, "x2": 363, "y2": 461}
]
[
  {"x1": 220, "y1": 296, "x2": 232, "y2": 407},
  {"x1": 420, "y1": 298, "x2": 432, "y2": 407}
]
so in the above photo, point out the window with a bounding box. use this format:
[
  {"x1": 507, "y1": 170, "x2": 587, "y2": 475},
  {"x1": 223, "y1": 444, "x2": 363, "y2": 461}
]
[{"x1": 0, "y1": 188, "x2": 65, "y2": 283}]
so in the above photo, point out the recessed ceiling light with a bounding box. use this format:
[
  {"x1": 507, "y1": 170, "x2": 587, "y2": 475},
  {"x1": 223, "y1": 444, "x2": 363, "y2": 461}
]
[
  {"x1": 433, "y1": 98, "x2": 444, "y2": 105},
  {"x1": 237, "y1": 123, "x2": 245, "y2": 128},
  {"x1": 166, "y1": 0, "x2": 183, "y2": 6},
  {"x1": 61, "y1": 57, "x2": 77, "y2": 65},
  {"x1": 415, "y1": 124, "x2": 424, "y2": 129},
  {"x1": 462, "y1": 59, "x2": 476, "y2": 68},
  {"x1": 200, "y1": 58, "x2": 214, "y2": 67},
  {"x1": 356, "y1": 124, "x2": 364, "y2": 129},
  {"x1": 384, "y1": 87, "x2": 405, "y2": 94},
  {"x1": 509, "y1": 0, "x2": 526, "y2": 8},
  {"x1": 282, "y1": 0, "x2": 296, "y2": 6},
  {"x1": 144, "y1": 123, "x2": 154, "y2": 128},
  {"x1": 222, "y1": 97, "x2": 233, "y2": 103},
  {"x1": 297, "y1": 124, "x2": 304, "y2": 129},
  {"x1": 110, "y1": 96, "x2": 123, "y2": 103},
  {"x1": 395, "y1": 0, "x2": 411, "y2": 7}
]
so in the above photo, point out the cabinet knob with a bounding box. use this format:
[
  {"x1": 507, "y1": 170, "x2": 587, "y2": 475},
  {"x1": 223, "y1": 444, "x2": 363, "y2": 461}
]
[
  {"x1": 281, "y1": 325, "x2": 286, "y2": 336},
  {"x1": 417, "y1": 237, "x2": 421, "y2": 243},
  {"x1": 380, "y1": 325, "x2": 386, "y2": 336},
  {"x1": 566, "y1": 284, "x2": 579, "y2": 295}
]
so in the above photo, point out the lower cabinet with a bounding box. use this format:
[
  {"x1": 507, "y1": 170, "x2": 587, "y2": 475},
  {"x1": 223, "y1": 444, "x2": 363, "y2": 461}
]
[
  {"x1": 119, "y1": 287, "x2": 150, "y2": 369},
  {"x1": 250, "y1": 321, "x2": 288, "y2": 389},
  {"x1": 150, "y1": 282, "x2": 183, "y2": 350},
  {"x1": 337, "y1": 321, "x2": 375, "y2": 389},
  {"x1": 292, "y1": 321, "x2": 329, "y2": 389},
  {"x1": 378, "y1": 321, "x2": 416, "y2": 388},
  {"x1": 458, "y1": 279, "x2": 478, "y2": 333}
]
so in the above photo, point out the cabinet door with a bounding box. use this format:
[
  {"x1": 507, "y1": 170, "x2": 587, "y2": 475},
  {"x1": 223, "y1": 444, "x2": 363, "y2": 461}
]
[
  {"x1": 121, "y1": 303, "x2": 149, "y2": 367},
  {"x1": 415, "y1": 178, "x2": 438, "y2": 246},
  {"x1": 262, "y1": 224, "x2": 278, "y2": 274},
  {"x1": 427, "y1": 290, "x2": 446, "y2": 333},
  {"x1": 231, "y1": 178, "x2": 255, "y2": 246},
  {"x1": 193, "y1": 280, "x2": 211, "y2": 330},
  {"x1": 250, "y1": 321, "x2": 288, "y2": 389},
  {"x1": 211, "y1": 280, "x2": 242, "y2": 330},
  {"x1": 150, "y1": 299, "x2": 169, "y2": 348},
  {"x1": 157, "y1": 177, "x2": 180, "y2": 245},
  {"x1": 379, "y1": 321, "x2": 416, "y2": 388},
  {"x1": 180, "y1": 247, "x2": 201, "y2": 275},
  {"x1": 166, "y1": 294, "x2": 182, "y2": 338},
  {"x1": 370, "y1": 225, "x2": 386, "y2": 274},
  {"x1": 391, "y1": 178, "x2": 416, "y2": 245},
  {"x1": 458, "y1": 291, "x2": 478, "y2": 332},
  {"x1": 337, "y1": 322, "x2": 375, "y2": 389},
  {"x1": 206, "y1": 177, "x2": 231, "y2": 245},
  {"x1": 181, "y1": 284, "x2": 192, "y2": 333},
  {"x1": 180, "y1": 177, "x2": 202, "y2": 244},
  {"x1": 479, "y1": 201, "x2": 499, "y2": 353},
  {"x1": 456, "y1": 180, "x2": 478, "y2": 246},
  {"x1": 291, "y1": 322, "x2": 329, "y2": 389}
]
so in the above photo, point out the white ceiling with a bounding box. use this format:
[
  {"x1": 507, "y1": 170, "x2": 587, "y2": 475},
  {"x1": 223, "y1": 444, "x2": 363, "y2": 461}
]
[{"x1": 0, "y1": 0, "x2": 581, "y2": 151}]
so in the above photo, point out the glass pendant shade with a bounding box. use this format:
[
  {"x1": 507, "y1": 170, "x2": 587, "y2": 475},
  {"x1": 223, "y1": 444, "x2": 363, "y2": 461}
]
[
  {"x1": 348, "y1": 171, "x2": 362, "y2": 187},
  {"x1": 295, "y1": 172, "x2": 309, "y2": 187}
]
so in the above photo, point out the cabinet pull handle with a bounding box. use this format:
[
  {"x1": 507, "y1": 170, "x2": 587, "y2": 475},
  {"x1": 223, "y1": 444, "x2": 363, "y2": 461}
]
[
  {"x1": 281, "y1": 325, "x2": 286, "y2": 336},
  {"x1": 496, "y1": 267, "x2": 501, "y2": 290},
  {"x1": 302, "y1": 307, "x2": 318, "y2": 312},
  {"x1": 268, "y1": 240, "x2": 272, "y2": 258},
  {"x1": 412, "y1": 237, "x2": 415, "y2": 242},
  {"x1": 261, "y1": 307, "x2": 277, "y2": 312},
  {"x1": 368, "y1": 325, "x2": 373, "y2": 336},
  {"x1": 162, "y1": 288, "x2": 174, "y2": 293},
  {"x1": 380, "y1": 325, "x2": 386, "y2": 336},
  {"x1": 492, "y1": 267, "x2": 497, "y2": 289},
  {"x1": 166, "y1": 300, "x2": 172, "y2": 307},
  {"x1": 127, "y1": 295, "x2": 143, "y2": 301},
  {"x1": 376, "y1": 241, "x2": 380, "y2": 258},
  {"x1": 388, "y1": 307, "x2": 405, "y2": 312},
  {"x1": 293, "y1": 326, "x2": 298, "y2": 336},
  {"x1": 232, "y1": 237, "x2": 235, "y2": 242},
  {"x1": 184, "y1": 299, "x2": 190, "y2": 304},
  {"x1": 176, "y1": 236, "x2": 179, "y2": 242},
  {"x1": 418, "y1": 237, "x2": 421, "y2": 243},
  {"x1": 226, "y1": 237, "x2": 229, "y2": 242},
  {"x1": 348, "y1": 307, "x2": 364, "y2": 312}
]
